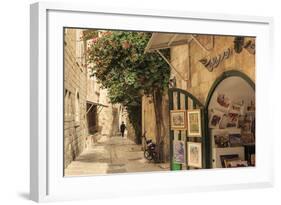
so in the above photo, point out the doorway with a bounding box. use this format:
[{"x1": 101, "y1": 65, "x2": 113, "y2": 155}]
[{"x1": 205, "y1": 70, "x2": 255, "y2": 168}]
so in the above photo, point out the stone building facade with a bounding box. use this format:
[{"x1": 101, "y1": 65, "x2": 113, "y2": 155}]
[
  {"x1": 64, "y1": 28, "x2": 89, "y2": 168},
  {"x1": 171, "y1": 35, "x2": 255, "y2": 103},
  {"x1": 142, "y1": 34, "x2": 255, "y2": 162},
  {"x1": 64, "y1": 29, "x2": 124, "y2": 168}
]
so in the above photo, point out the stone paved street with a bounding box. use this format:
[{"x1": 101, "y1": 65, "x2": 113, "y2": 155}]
[{"x1": 64, "y1": 135, "x2": 170, "y2": 176}]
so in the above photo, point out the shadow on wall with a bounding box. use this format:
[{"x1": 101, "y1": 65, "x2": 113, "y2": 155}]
[
  {"x1": 71, "y1": 126, "x2": 81, "y2": 161},
  {"x1": 111, "y1": 107, "x2": 119, "y2": 136}
]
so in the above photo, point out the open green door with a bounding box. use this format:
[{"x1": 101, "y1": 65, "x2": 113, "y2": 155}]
[{"x1": 168, "y1": 88, "x2": 209, "y2": 170}]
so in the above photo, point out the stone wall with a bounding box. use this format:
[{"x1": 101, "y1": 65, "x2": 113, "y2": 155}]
[
  {"x1": 171, "y1": 35, "x2": 255, "y2": 104},
  {"x1": 86, "y1": 72, "x2": 100, "y2": 104},
  {"x1": 116, "y1": 106, "x2": 138, "y2": 143},
  {"x1": 126, "y1": 115, "x2": 137, "y2": 142},
  {"x1": 97, "y1": 89, "x2": 120, "y2": 137},
  {"x1": 141, "y1": 35, "x2": 255, "y2": 163},
  {"x1": 64, "y1": 28, "x2": 89, "y2": 168},
  {"x1": 64, "y1": 29, "x2": 128, "y2": 169}
]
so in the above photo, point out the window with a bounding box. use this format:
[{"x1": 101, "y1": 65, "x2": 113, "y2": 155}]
[
  {"x1": 76, "y1": 29, "x2": 85, "y2": 68},
  {"x1": 75, "y1": 90, "x2": 80, "y2": 123},
  {"x1": 64, "y1": 89, "x2": 72, "y2": 119},
  {"x1": 87, "y1": 103, "x2": 98, "y2": 134}
]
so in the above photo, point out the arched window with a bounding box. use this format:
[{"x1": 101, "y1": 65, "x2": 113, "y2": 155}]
[
  {"x1": 64, "y1": 89, "x2": 73, "y2": 119},
  {"x1": 75, "y1": 90, "x2": 80, "y2": 123}
]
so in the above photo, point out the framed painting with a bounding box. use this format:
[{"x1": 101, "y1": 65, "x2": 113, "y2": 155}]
[
  {"x1": 187, "y1": 142, "x2": 202, "y2": 168},
  {"x1": 170, "y1": 110, "x2": 187, "y2": 130},
  {"x1": 187, "y1": 109, "x2": 202, "y2": 137},
  {"x1": 173, "y1": 140, "x2": 186, "y2": 164},
  {"x1": 30, "y1": 1, "x2": 274, "y2": 202}
]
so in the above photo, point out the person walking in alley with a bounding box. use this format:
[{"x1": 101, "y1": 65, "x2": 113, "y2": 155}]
[{"x1": 120, "y1": 121, "x2": 126, "y2": 138}]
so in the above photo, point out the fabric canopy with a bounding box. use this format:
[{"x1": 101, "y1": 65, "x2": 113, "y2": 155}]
[{"x1": 145, "y1": 33, "x2": 193, "y2": 53}]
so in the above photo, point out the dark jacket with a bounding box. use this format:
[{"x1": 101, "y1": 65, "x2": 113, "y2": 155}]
[{"x1": 120, "y1": 124, "x2": 126, "y2": 132}]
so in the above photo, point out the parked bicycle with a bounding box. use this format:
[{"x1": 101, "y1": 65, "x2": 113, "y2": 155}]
[{"x1": 142, "y1": 131, "x2": 158, "y2": 162}]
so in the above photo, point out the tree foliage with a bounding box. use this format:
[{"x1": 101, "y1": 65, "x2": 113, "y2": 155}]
[
  {"x1": 87, "y1": 31, "x2": 170, "y2": 106},
  {"x1": 86, "y1": 30, "x2": 170, "y2": 157}
]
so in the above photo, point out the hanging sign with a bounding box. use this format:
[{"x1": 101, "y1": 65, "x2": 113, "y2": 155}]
[{"x1": 199, "y1": 48, "x2": 233, "y2": 72}]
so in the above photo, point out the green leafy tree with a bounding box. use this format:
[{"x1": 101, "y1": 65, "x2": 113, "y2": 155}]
[{"x1": 86, "y1": 30, "x2": 170, "y2": 160}]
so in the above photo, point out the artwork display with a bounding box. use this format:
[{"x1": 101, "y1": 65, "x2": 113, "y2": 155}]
[
  {"x1": 187, "y1": 109, "x2": 202, "y2": 137},
  {"x1": 170, "y1": 110, "x2": 186, "y2": 130},
  {"x1": 218, "y1": 113, "x2": 228, "y2": 129},
  {"x1": 209, "y1": 109, "x2": 224, "y2": 129},
  {"x1": 220, "y1": 154, "x2": 239, "y2": 168},
  {"x1": 208, "y1": 75, "x2": 256, "y2": 170},
  {"x1": 215, "y1": 93, "x2": 231, "y2": 112},
  {"x1": 241, "y1": 133, "x2": 255, "y2": 144},
  {"x1": 247, "y1": 100, "x2": 255, "y2": 112},
  {"x1": 226, "y1": 113, "x2": 239, "y2": 128},
  {"x1": 241, "y1": 113, "x2": 254, "y2": 133},
  {"x1": 224, "y1": 159, "x2": 248, "y2": 168},
  {"x1": 229, "y1": 102, "x2": 243, "y2": 114},
  {"x1": 213, "y1": 131, "x2": 229, "y2": 148},
  {"x1": 173, "y1": 140, "x2": 186, "y2": 164},
  {"x1": 187, "y1": 142, "x2": 202, "y2": 168},
  {"x1": 238, "y1": 115, "x2": 245, "y2": 128},
  {"x1": 209, "y1": 92, "x2": 255, "y2": 128},
  {"x1": 229, "y1": 133, "x2": 242, "y2": 147}
]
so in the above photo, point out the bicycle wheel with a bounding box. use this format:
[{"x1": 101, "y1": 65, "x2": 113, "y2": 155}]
[
  {"x1": 144, "y1": 149, "x2": 153, "y2": 161},
  {"x1": 151, "y1": 151, "x2": 158, "y2": 162}
]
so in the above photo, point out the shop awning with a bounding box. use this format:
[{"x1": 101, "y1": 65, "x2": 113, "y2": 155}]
[
  {"x1": 86, "y1": 100, "x2": 109, "y2": 107},
  {"x1": 144, "y1": 33, "x2": 212, "y2": 82},
  {"x1": 145, "y1": 33, "x2": 193, "y2": 53},
  {"x1": 145, "y1": 33, "x2": 212, "y2": 53},
  {"x1": 86, "y1": 100, "x2": 109, "y2": 115}
]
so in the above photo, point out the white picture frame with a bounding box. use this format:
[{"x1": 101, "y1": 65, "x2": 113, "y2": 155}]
[
  {"x1": 187, "y1": 109, "x2": 202, "y2": 137},
  {"x1": 30, "y1": 2, "x2": 274, "y2": 202},
  {"x1": 187, "y1": 142, "x2": 202, "y2": 168}
]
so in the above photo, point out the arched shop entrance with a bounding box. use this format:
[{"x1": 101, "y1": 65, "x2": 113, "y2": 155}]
[
  {"x1": 205, "y1": 70, "x2": 255, "y2": 168},
  {"x1": 168, "y1": 70, "x2": 255, "y2": 170}
]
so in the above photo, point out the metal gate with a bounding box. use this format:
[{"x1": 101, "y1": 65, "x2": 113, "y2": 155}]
[{"x1": 168, "y1": 88, "x2": 209, "y2": 170}]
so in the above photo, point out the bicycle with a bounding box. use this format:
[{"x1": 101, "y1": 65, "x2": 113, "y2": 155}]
[{"x1": 142, "y1": 132, "x2": 158, "y2": 162}]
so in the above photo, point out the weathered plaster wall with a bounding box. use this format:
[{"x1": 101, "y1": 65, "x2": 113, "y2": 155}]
[
  {"x1": 126, "y1": 116, "x2": 137, "y2": 142},
  {"x1": 64, "y1": 29, "x2": 89, "y2": 168},
  {"x1": 172, "y1": 35, "x2": 255, "y2": 104},
  {"x1": 97, "y1": 89, "x2": 119, "y2": 137}
]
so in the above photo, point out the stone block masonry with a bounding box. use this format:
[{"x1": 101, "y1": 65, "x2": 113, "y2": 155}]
[
  {"x1": 172, "y1": 35, "x2": 255, "y2": 104},
  {"x1": 63, "y1": 29, "x2": 124, "y2": 169},
  {"x1": 64, "y1": 28, "x2": 89, "y2": 168},
  {"x1": 142, "y1": 34, "x2": 255, "y2": 163}
]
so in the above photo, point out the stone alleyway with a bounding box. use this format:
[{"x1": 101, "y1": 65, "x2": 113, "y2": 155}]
[{"x1": 64, "y1": 135, "x2": 170, "y2": 176}]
